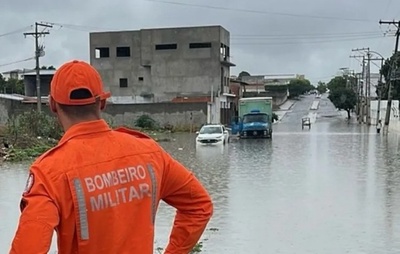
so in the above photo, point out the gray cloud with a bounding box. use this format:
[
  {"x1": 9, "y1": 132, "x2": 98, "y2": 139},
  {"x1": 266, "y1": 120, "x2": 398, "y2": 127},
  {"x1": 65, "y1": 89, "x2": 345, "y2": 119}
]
[{"x1": 0, "y1": 0, "x2": 398, "y2": 84}]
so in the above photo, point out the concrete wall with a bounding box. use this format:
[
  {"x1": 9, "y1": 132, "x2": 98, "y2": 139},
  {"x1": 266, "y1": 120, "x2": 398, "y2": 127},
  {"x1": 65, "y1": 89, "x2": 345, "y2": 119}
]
[
  {"x1": 272, "y1": 91, "x2": 288, "y2": 107},
  {"x1": 102, "y1": 102, "x2": 207, "y2": 128},
  {"x1": 90, "y1": 26, "x2": 233, "y2": 103},
  {"x1": 0, "y1": 98, "x2": 207, "y2": 129},
  {"x1": 370, "y1": 100, "x2": 400, "y2": 133}
]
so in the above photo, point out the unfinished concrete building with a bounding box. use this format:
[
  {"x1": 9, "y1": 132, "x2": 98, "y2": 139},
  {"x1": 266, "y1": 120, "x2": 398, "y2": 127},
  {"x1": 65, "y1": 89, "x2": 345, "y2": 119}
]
[{"x1": 89, "y1": 25, "x2": 236, "y2": 106}]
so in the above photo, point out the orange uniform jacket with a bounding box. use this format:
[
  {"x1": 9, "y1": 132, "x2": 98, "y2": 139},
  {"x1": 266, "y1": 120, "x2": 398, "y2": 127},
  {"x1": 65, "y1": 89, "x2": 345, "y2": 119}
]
[{"x1": 9, "y1": 120, "x2": 213, "y2": 254}]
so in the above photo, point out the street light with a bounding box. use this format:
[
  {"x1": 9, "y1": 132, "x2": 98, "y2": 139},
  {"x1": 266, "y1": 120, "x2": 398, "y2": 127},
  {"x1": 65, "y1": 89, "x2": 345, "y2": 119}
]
[{"x1": 369, "y1": 50, "x2": 385, "y2": 59}]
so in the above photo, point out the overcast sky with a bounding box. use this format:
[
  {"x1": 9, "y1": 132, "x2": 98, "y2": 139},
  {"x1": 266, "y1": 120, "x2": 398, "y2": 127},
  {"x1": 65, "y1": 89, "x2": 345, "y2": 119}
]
[{"x1": 0, "y1": 0, "x2": 399, "y2": 84}]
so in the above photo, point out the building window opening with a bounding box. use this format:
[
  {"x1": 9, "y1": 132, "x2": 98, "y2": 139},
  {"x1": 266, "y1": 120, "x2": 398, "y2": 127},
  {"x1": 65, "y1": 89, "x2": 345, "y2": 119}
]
[
  {"x1": 95, "y1": 47, "x2": 110, "y2": 58},
  {"x1": 155, "y1": 44, "x2": 177, "y2": 50},
  {"x1": 116, "y1": 47, "x2": 131, "y2": 57},
  {"x1": 220, "y1": 43, "x2": 226, "y2": 57},
  {"x1": 220, "y1": 43, "x2": 230, "y2": 61},
  {"x1": 119, "y1": 78, "x2": 128, "y2": 88},
  {"x1": 189, "y1": 42, "x2": 212, "y2": 49},
  {"x1": 138, "y1": 77, "x2": 144, "y2": 81}
]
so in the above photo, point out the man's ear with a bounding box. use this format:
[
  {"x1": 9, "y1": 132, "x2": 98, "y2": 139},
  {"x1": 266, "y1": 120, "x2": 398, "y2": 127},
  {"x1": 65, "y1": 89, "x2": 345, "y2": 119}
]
[
  {"x1": 49, "y1": 96, "x2": 57, "y2": 113},
  {"x1": 100, "y1": 100, "x2": 107, "y2": 111}
]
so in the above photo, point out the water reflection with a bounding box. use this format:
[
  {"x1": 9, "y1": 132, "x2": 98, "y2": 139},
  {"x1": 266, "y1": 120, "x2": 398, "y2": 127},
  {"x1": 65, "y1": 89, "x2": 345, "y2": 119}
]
[
  {"x1": 0, "y1": 163, "x2": 27, "y2": 250},
  {"x1": 380, "y1": 133, "x2": 400, "y2": 252},
  {"x1": 155, "y1": 134, "x2": 232, "y2": 252}
]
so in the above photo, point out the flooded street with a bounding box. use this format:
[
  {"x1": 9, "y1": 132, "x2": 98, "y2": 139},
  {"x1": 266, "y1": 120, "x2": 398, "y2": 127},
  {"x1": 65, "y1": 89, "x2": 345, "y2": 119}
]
[{"x1": 2, "y1": 95, "x2": 400, "y2": 253}]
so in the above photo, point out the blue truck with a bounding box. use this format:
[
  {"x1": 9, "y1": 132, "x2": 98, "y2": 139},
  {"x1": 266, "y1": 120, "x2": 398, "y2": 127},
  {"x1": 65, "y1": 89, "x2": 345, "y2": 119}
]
[{"x1": 231, "y1": 97, "x2": 273, "y2": 139}]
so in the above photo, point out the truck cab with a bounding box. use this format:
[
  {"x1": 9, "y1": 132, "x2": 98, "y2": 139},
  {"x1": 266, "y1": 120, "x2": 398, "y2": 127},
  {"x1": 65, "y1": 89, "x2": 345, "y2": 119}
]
[
  {"x1": 231, "y1": 97, "x2": 273, "y2": 139},
  {"x1": 241, "y1": 110, "x2": 272, "y2": 138}
]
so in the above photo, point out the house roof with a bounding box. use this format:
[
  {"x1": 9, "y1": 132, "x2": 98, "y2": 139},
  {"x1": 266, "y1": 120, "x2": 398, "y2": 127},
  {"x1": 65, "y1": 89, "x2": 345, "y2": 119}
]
[
  {"x1": 2, "y1": 69, "x2": 24, "y2": 74},
  {"x1": 23, "y1": 69, "x2": 56, "y2": 76},
  {"x1": 229, "y1": 78, "x2": 249, "y2": 85}
]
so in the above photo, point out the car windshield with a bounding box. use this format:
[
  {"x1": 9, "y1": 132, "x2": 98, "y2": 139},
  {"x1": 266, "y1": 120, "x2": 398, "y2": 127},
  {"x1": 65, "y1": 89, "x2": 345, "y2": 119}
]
[
  {"x1": 243, "y1": 114, "x2": 269, "y2": 123},
  {"x1": 199, "y1": 126, "x2": 222, "y2": 134}
]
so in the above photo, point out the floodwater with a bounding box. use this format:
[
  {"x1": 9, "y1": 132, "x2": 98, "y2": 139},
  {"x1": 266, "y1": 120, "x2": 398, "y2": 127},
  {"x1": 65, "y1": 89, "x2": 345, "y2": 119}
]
[{"x1": 2, "y1": 95, "x2": 400, "y2": 253}]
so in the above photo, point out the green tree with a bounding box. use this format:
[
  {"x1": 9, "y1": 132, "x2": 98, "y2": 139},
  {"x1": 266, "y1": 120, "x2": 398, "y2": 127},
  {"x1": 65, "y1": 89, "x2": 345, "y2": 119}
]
[
  {"x1": 0, "y1": 74, "x2": 6, "y2": 90},
  {"x1": 380, "y1": 52, "x2": 400, "y2": 100},
  {"x1": 40, "y1": 65, "x2": 56, "y2": 70},
  {"x1": 327, "y1": 76, "x2": 347, "y2": 91},
  {"x1": 317, "y1": 81, "x2": 327, "y2": 94},
  {"x1": 376, "y1": 80, "x2": 386, "y2": 100},
  {"x1": 288, "y1": 78, "x2": 314, "y2": 98},
  {"x1": 327, "y1": 73, "x2": 359, "y2": 95},
  {"x1": 238, "y1": 71, "x2": 251, "y2": 78},
  {"x1": 327, "y1": 76, "x2": 357, "y2": 119},
  {"x1": 5, "y1": 78, "x2": 24, "y2": 94},
  {"x1": 0, "y1": 75, "x2": 24, "y2": 94}
]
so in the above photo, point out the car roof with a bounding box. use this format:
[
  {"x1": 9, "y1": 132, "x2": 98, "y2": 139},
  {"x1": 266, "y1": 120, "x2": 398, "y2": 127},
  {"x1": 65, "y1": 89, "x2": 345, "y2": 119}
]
[{"x1": 201, "y1": 124, "x2": 223, "y2": 127}]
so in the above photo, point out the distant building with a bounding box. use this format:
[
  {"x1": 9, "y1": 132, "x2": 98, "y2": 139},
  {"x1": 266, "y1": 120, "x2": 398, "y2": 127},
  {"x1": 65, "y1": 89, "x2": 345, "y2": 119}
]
[
  {"x1": 237, "y1": 74, "x2": 303, "y2": 107},
  {"x1": 23, "y1": 69, "x2": 56, "y2": 97},
  {"x1": 366, "y1": 73, "x2": 380, "y2": 98},
  {"x1": 241, "y1": 74, "x2": 305, "y2": 86},
  {"x1": 229, "y1": 79, "x2": 245, "y2": 117},
  {"x1": 89, "y1": 25, "x2": 236, "y2": 124},
  {"x1": 349, "y1": 71, "x2": 380, "y2": 99},
  {"x1": 1, "y1": 69, "x2": 26, "y2": 80}
]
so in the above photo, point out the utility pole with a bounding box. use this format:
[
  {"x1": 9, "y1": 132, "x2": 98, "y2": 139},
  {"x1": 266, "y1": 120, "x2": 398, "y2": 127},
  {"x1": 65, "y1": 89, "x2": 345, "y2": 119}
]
[
  {"x1": 366, "y1": 55, "x2": 385, "y2": 125},
  {"x1": 23, "y1": 22, "x2": 52, "y2": 112},
  {"x1": 366, "y1": 51, "x2": 371, "y2": 125},
  {"x1": 379, "y1": 19, "x2": 400, "y2": 134},
  {"x1": 376, "y1": 57, "x2": 385, "y2": 125},
  {"x1": 352, "y1": 48, "x2": 370, "y2": 124},
  {"x1": 350, "y1": 54, "x2": 365, "y2": 123}
]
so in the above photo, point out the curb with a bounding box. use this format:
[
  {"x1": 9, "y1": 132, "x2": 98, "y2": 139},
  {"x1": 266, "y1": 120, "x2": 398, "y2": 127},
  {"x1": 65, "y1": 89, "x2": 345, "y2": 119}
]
[
  {"x1": 277, "y1": 100, "x2": 296, "y2": 111},
  {"x1": 287, "y1": 101, "x2": 296, "y2": 110}
]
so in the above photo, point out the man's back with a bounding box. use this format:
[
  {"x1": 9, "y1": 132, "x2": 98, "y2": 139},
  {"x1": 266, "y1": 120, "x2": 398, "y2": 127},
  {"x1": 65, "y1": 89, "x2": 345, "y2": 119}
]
[{"x1": 10, "y1": 120, "x2": 213, "y2": 254}]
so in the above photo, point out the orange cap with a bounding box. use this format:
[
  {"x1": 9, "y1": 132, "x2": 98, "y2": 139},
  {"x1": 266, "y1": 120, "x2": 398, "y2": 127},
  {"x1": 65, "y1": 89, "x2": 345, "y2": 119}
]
[{"x1": 50, "y1": 60, "x2": 111, "y2": 105}]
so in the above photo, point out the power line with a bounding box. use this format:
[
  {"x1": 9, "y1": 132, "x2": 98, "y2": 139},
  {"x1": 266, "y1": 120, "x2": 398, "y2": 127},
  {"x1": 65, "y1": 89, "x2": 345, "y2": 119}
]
[
  {"x1": 0, "y1": 26, "x2": 32, "y2": 38},
  {"x1": 143, "y1": 0, "x2": 375, "y2": 22},
  {"x1": 0, "y1": 57, "x2": 35, "y2": 68},
  {"x1": 43, "y1": 21, "x2": 390, "y2": 41},
  {"x1": 231, "y1": 35, "x2": 386, "y2": 45},
  {"x1": 41, "y1": 21, "x2": 116, "y2": 32},
  {"x1": 231, "y1": 34, "x2": 387, "y2": 42},
  {"x1": 232, "y1": 31, "x2": 385, "y2": 39}
]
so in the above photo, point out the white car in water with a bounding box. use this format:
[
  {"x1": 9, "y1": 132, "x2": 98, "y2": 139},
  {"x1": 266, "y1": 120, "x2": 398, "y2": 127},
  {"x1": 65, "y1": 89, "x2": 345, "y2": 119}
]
[{"x1": 196, "y1": 124, "x2": 230, "y2": 145}]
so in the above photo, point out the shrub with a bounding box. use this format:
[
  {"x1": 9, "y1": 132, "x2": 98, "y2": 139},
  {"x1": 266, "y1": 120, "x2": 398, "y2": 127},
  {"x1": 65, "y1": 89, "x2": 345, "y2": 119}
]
[
  {"x1": 135, "y1": 115, "x2": 158, "y2": 130},
  {"x1": 5, "y1": 110, "x2": 63, "y2": 148}
]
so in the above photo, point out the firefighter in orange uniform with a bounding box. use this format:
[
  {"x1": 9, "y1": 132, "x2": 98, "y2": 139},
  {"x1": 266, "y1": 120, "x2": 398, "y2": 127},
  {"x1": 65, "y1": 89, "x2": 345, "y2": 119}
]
[{"x1": 9, "y1": 60, "x2": 213, "y2": 254}]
